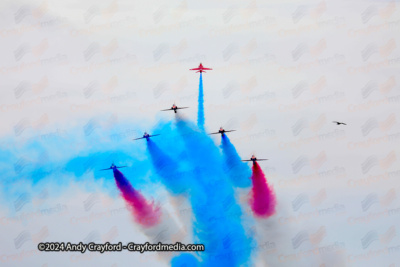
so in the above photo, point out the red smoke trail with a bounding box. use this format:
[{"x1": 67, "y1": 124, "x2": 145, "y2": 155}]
[
  {"x1": 113, "y1": 169, "x2": 161, "y2": 227},
  {"x1": 249, "y1": 162, "x2": 276, "y2": 217}
]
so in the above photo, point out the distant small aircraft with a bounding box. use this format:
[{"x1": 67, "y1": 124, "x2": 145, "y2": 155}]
[
  {"x1": 333, "y1": 121, "x2": 347, "y2": 125},
  {"x1": 100, "y1": 163, "x2": 127, "y2": 171},
  {"x1": 209, "y1": 127, "x2": 236, "y2": 136},
  {"x1": 190, "y1": 63, "x2": 212, "y2": 73},
  {"x1": 133, "y1": 132, "x2": 161, "y2": 141},
  {"x1": 242, "y1": 155, "x2": 268, "y2": 165},
  {"x1": 161, "y1": 104, "x2": 189, "y2": 113}
]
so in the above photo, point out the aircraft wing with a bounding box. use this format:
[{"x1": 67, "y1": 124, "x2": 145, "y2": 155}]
[
  {"x1": 224, "y1": 130, "x2": 236, "y2": 133},
  {"x1": 342, "y1": 123, "x2": 347, "y2": 125},
  {"x1": 208, "y1": 132, "x2": 220, "y2": 135},
  {"x1": 149, "y1": 134, "x2": 161, "y2": 138},
  {"x1": 161, "y1": 108, "x2": 172, "y2": 111},
  {"x1": 241, "y1": 160, "x2": 253, "y2": 162},
  {"x1": 257, "y1": 159, "x2": 269, "y2": 161},
  {"x1": 176, "y1": 107, "x2": 189, "y2": 109},
  {"x1": 203, "y1": 68, "x2": 212, "y2": 70},
  {"x1": 100, "y1": 166, "x2": 127, "y2": 171},
  {"x1": 133, "y1": 137, "x2": 146, "y2": 140},
  {"x1": 190, "y1": 68, "x2": 200, "y2": 71}
]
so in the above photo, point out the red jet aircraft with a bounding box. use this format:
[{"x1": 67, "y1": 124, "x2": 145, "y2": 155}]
[
  {"x1": 209, "y1": 127, "x2": 236, "y2": 136},
  {"x1": 190, "y1": 63, "x2": 212, "y2": 73},
  {"x1": 242, "y1": 155, "x2": 269, "y2": 165},
  {"x1": 133, "y1": 132, "x2": 161, "y2": 141},
  {"x1": 161, "y1": 104, "x2": 189, "y2": 113}
]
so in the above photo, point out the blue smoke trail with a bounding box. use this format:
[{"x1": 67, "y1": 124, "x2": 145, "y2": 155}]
[
  {"x1": 0, "y1": 123, "x2": 155, "y2": 206},
  {"x1": 0, "y1": 76, "x2": 257, "y2": 266},
  {"x1": 149, "y1": 118, "x2": 254, "y2": 266},
  {"x1": 220, "y1": 135, "x2": 251, "y2": 188},
  {"x1": 197, "y1": 73, "x2": 205, "y2": 131},
  {"x1": 146, "y1": 139, "x2": 188, "y2": 195},
  {"x1": 171, "y1": 253, "x2": 199, "y2": 267}
]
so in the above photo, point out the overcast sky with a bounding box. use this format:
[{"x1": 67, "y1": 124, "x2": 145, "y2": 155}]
[{"x1": 0, "y1": 0, "x2": 399, "y2": 266}]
